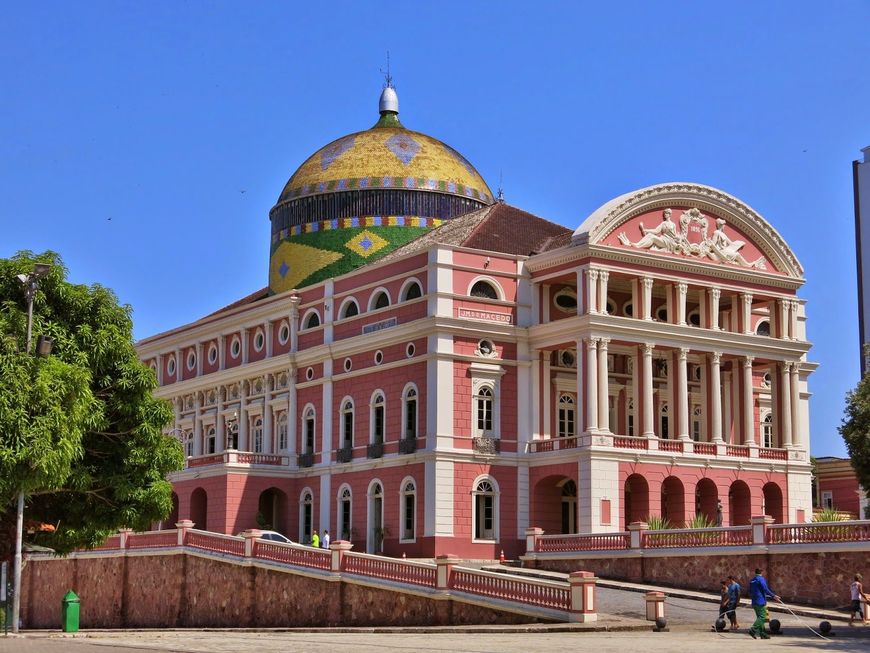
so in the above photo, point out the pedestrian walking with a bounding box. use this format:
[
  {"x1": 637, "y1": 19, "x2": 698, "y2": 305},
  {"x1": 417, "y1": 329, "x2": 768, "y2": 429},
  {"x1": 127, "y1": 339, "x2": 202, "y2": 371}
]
[
  {"x1": 726, "y1": 574, "x2": 741, "y2": 630},
  {"x1": 322, "y1": 529, "x2": 330, "y2": 549},
  {"x1": 849, "y1": 573, "x2": 870, "y2": 626},
  {"x1": 311, "y1": 530, "x2": 320, "y2": 548},
  {"x1": 713, "y1": 579, "x2": 729, "y2": 631},
  {"x1": 748, "y1": 568, "x2": 779, "y2": 639}
]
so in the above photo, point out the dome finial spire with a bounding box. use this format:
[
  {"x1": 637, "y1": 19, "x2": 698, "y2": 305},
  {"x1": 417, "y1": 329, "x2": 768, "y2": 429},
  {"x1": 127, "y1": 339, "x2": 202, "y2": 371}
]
[{"x1": 378, "y1": 52, "x2": 399, "y2": 118}]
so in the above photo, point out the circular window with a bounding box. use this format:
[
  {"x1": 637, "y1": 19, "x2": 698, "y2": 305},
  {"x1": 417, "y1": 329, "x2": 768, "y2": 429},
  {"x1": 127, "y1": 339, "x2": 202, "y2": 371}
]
[
  {"x1": 688, "y1": 311, "x2": 701, "y2": 327},
  {"x1": 656, "y1": 306, "x2": 668, "y2": 322},
  {"x1": 374, "y1": 350, "x2": 383, "y2": 365},
  {"x1": 477, "y1": 339, "x2": 495, "y2": 356},
  {"x1": 208, "y1": 343, "x2": 218, "y2": 365},
  {"x1": 756, "y1": 320, "x2": 771, "y2": 337},
  {"x1": 763, "y1": 372, "x2": 772, "y2": 388},
  {"x1": 231, "y1": 337, "x2": 241, "y2": 358},
  {"x1": 254, "y1": 329, "x2": 265, "y2": 352},
  {"x1": 553, "y1": 289, "x2": 577, "y2": 311},
  {"x1": 406, "y1": 342, "x2": 415, "y2": 358},
  {"x1": 306, "y1": 367, "x2": 314, "y2": 381},
  {"x1": 186, "y1": 350, "x2": 196, "y2": 371},
  {"x1": 278, "y1": 323, "x2": 290, "y2": 345},
  {"x1": 167, "y1": 356, "x2": 176, "y2": 376},
  {"x1": 149, "y1": 362, "x2": 158, "y2": 375},
  {"x1": 605, "y1": 299, "x2": 616, "y2": 315},
  {"x1": 623, "y1": 302, "x2": 633, "y2": 317},
  {"x1": 560, "y1": 350, "x2": 576, "y2": 367},
  {"x1": 344, "y1": 358, "x2": 353, "y2": 372}
]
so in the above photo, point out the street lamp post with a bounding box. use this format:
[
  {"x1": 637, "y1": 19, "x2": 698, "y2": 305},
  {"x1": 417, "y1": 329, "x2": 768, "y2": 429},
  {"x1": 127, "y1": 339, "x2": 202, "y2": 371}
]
[{"x1": 11, "y1": 263, "x2": 52, "y2": 634}]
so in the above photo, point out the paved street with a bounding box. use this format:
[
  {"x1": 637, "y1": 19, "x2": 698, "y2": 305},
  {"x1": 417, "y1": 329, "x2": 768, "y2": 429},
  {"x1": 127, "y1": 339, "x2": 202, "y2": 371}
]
[{"x1": 2, "y1": 628, "x2": 869, "y2": 653}]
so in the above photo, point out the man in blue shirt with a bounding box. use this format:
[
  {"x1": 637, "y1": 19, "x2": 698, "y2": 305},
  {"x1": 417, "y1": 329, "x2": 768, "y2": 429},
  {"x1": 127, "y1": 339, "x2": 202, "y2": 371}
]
[
  {"x1": 726, "y1": 575, "x2": 741, "y2": 630},
  {"x1": 748, "y1": 568, "x2": 780, "y2": 639}
]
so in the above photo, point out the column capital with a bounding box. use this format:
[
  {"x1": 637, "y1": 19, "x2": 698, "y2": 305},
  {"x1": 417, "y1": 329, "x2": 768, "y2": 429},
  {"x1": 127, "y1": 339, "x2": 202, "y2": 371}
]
[
  {"x1": 710, "y1": 351, "x2": 722, "y2": 364},
  {"x1": 587, "y1": 268, "x2": 599, "y2": 281},
  {"x1": 641, "y1": 277, "x2": 654, "y2": 291},
  {"x1": 677, "y1": 282, "x2": 688, "y2": 294},
  {"x1": 598, "y1": 270, "x2": 609, "y2": 282},
  {"x1": 678, "y1": 347, "x2": 689, "y2": 360},
  {"x1": 587, "y1": 337, "x2": 600, "y2": 349},
  {"x1": 710, "y1": 287, "x2": 721, "y2": 300},
  {"x1": 743, "y1": 356, "x2": 754, "y2": 368},
  {"x1": 742, "y1": 292, "x2": 754, "y2": 302},
  {"x1": 598, "y1": 337, "x2": 611, "y2": 348},
  {"x1": 641, "y1": 342, "x2": 655, "y2": 355}
]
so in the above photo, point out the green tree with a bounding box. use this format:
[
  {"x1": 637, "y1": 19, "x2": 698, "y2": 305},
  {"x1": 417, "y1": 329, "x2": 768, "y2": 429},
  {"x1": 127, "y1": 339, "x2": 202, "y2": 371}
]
[
  {"x1": 1, "y1": 251, "x2": 183, "y2": 555},
  {"x1": 839, "y1": 371, "x2": 870, "y2": 496}
]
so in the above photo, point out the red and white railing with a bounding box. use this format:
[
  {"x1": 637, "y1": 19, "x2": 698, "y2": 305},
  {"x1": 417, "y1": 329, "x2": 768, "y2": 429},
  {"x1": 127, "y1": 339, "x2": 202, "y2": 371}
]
[
  {"x1": 450, "y1": 567, "x2": 571, "y2": 612},
  {"x1": 767, "y1": 521, "x2": 870, "y2": 544},
  {"x1": 342, "y1": 551, "x2": 436, "y2": 587},
  {"x1": 537, "y1": 532, "x2": 629, "y2": 552},
  {"x1": 255, "y1": 540, "x2": 331, "y2": 570},
  {"x1": 185, "y1": 450, "x2": 289, "y2": 469},
  {"x1": 126, "y1": 530, "x2": 179, "y2": 549},
  {"x1": 642, "y1": 526, "x2": 752, "y2": 549},
  {"x1": 527, "y1": 436, "x2": 580, "y2": 453},
  {"x1": 613, "y1": 436, "x2": 648, "y2": 450},
  {"x1": 186, "y1": 529, "x2": 246, "y2": 557}
]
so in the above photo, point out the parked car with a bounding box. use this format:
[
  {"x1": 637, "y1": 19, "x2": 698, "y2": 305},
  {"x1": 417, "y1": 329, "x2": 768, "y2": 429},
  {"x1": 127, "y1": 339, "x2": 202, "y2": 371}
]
[{"x1": 237, "y1": 530, "x2": 295, "y2": 544}]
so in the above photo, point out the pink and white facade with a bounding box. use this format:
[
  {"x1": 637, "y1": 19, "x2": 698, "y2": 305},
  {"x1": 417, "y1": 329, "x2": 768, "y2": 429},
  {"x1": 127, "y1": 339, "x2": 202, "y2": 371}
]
[{"x1": 138, "y1": 182, "x2": 814, "y2": 560}]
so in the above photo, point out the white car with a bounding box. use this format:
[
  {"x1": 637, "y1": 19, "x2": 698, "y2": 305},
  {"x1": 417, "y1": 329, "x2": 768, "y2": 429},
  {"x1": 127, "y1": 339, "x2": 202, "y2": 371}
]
[{"x1": 238, "y1": 530, "x2": 295, "y2": 544}]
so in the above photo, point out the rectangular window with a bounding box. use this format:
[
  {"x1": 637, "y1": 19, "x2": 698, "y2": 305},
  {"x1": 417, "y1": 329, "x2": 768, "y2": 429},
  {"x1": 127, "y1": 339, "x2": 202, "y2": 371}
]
[
  {"x1": 627, "y1": 414, "x2": 634, "y2": 437},
  {"x1": 278, "y1": 421, "x2": 287, "y2": 450},
  {"x1": 403, "y1": 494, "x2": 415, "y2": 539},
  {"x1": 343, "y1": 411, "x2": 353, "y2": 448},
  {"x1": 405, "y1": 401, "x2": 417, "y2": 438},
  {"x1": 374, "y1": 406, "x2": 384, "y2": 444},
  {"x1": 822, "y1": 491, "x2": 833, "y2": 510},
  {"x1": 305, "y1": 418, "x2": 315, "y2": 453}
]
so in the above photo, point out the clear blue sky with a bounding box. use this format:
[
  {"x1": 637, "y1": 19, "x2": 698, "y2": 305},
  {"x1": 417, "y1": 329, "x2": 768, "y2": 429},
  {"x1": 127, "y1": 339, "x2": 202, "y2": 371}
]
[{"x1": 2, "y1": 2, "x2": 868, "y2": 457}]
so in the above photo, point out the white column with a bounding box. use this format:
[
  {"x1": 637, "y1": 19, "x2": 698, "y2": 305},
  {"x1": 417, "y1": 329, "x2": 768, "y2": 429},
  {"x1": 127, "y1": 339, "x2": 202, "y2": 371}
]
[
  {"x1": 531, "y1": 349, "x2": 541, "y2": 439},
  {"x1": 641, "y1": 277, "x2": 653, "y2": 321},
  {"x1": 779, "y1": 362, "x2": 792, "y2": 448},
  {"x1": 175, "y1": 348, "x2": 182, "y2": 383},
  {"x1": 790, "y1": 300, "x2": 800, "y2": 341},
  {"x1": 575, "y1": 271, "x2": 585, "y2": 316},
  {"x1": 193, "y1": 393, "x2": 203, "y2": 456},
  {"x1": 575, "y1": 341, "x2": 584, "y2": 432},
  {"x1": 586, "y1": 269, "x2": 599, "y2": 314},
  {"x1": 723, "y1": 371, "x2": 732, "y2": 444},
  {"x1": 263, "y1": 377, "x2": 274, "y2": 454},
  {"x1": 586, "y1": 338, "x2": 599, "y2": 432},
  {"x1": 710, "y1": 288, "x2": 721, "y2": 330},
  {"x1": 287, "y1": 368, "x2": 298, "y2": 459},
  {"x1": 777, "y1": 299, "x2": 790, "y2": 340},
  {"x1": 321, "y1": 362, "x2": 333, "y2": 463},
  {"x1": 265, "y1": 321, "x2": 274, "y2": 358},
  {"x1": 598, "y1": 337, "x2": 610, "y2": 433},
  {"x1": 218, "y1": 338, "x2": 226, "y2": 371},
  {"x1": 710, "y1": 353, "x2": 723, "y2": 442},
  {"x1": 238, "y1": 384, "x2": 249, "y2": 451},
  {"x1": 289, "y1": 295, "x2": 301, "y2": 352},
  {"x1": 741, "y1": 293, "x2": 753, "y2": 335},
  {"x1": 598, "y1": 271, "x2": 610, "y2": 315},
  {"x1": 542, "y1": 350, "x2": 551, "y2": 437},
  {"x1": 742, "y1": 356, "x2": 755, "y2": 445},
  {"x1": 216, "y1": 387, "x2": 225, "y2": 453},
  {"x1": 677, "y1": 283, "x2": 688, "y2": 326},
  {"x1": 790, "y1": 363, "x2": 801, "y2": 449},
  {"x1": 196, "y1": 342, "x2": 203, "y2": 377},
  {"x1": 241, "y1": 327, "x2": 249, "y2": 364},
  {"x1": 631, "y1": 347, "x2": 641, "y2": 437},
  {"x1": 156, "y1": 354, "x2": 164, "y2": 385},
  {"x1": 677, "y1": 348, "x2": 690, "y2": 440},
  {"x1": 641, "y1": 343, "x2": 655, "y2": 437}
]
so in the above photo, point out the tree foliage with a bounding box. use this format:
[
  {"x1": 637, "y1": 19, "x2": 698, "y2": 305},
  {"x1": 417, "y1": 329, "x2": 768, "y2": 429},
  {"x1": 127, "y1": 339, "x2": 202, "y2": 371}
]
[
  {"x1": 0, "y1": 251, "x2": 183, "y2": 554},
  {"x1": 839, "y1": 370, "x2": 870, "y2": 495}
]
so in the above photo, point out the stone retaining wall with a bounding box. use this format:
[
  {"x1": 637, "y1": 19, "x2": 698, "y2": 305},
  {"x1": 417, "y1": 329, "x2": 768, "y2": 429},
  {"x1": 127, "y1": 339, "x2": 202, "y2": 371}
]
[
  {"x1": 526, "y1": 547, "x2": 868, "y2": 608},
  {"x1": 22, "y1": 551, "x2": 539, "y2": 628}
]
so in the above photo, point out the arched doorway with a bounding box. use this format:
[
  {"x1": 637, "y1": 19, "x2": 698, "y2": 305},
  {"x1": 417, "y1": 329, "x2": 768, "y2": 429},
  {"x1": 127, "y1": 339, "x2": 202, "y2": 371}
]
[
  {"x1": 164, "y1": 492, "x2": 179, "y2": 529},
  {"x1": 299, "y1": 489, "x2": 314, "y2": 544},
  {"x1": 661, "y1": 476, "x2": 685, "y2": 527},
  {"x1": 624, "y1": 474, "x2": 649, "y2": 527},
  {"x1": 762, "y1": 482, "x2": 784, "y2": 523},
  {"x1": 695, "y1": 478, "x2": 718, "y2": 524},
  {"x1": 189, "y1": 488, "x2": 208, "y2": 531},
  {"x1": 258, "y1": 487, "x2": 288, "y2": 533},
  {"x1": 367, "y1": 481, "x2": 384, "y2": 553},
  {"x1": 531, "y1": 475, "x2": 574, "y2": 534},
  {"x1": 728, "y1": 480, "x2": 751, "y2": 525},
  {"x1": 561, "y1": 480, "x2": 577, "y2": 534}
]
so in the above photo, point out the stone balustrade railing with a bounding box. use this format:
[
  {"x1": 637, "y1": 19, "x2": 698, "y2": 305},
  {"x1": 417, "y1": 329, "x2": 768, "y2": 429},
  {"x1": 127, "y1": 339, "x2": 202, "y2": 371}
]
[
  {"x1": 527, "y1": 435, "x2": 792, "y2": 461},
  {"x1": 48, "y1": 522, "x2": 597, "y2": 622},
  {"x1": 186, "y1": 450, "x2": 289, "y2": 469},
  {"x1": 525, "y1": 517, "x2": 870, "y2": 555}
]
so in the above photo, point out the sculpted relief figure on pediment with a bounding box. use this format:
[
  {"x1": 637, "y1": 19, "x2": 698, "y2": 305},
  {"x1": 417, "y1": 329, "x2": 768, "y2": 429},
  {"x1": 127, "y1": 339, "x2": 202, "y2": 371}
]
[{"x1": 617, "y1": 208, "x2": 766, "y2": 270}]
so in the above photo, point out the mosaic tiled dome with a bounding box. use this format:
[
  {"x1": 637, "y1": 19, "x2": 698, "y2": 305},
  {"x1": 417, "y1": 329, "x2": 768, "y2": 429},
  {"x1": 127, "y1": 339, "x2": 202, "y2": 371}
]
[{"x1": 268, "y1": 85, "x2": 493, "y2": 294}]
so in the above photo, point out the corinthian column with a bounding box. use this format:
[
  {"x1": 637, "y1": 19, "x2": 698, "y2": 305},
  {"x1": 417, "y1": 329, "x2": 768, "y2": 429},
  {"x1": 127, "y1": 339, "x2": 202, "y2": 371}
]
[
  {"x1": 742, "y1": 293, "x2": 754, "y2": 335},
  {"x1": 642, "y1": 343, "x2": 655, "y2": 437},
  {"x1": 587, "y1": 269, "x2": 600, "y2": 315},
  {"x1": 598, "y1": 337, "x2": 611, "y2": 432},
  {"x1": 677, "y1": 283, "x2": 688, "y2": 326},
  {"x1": 710, "y1": 353, "x2": 723, "y2": 442},
  {"x1": 641, "y1": 277, "x2": 654, "y2": 321},
  {"x1": 779, "y1": 362, "x2": 792, "y2": 448},
  {"x1": 742, "y1": 357, "x2": 755, "y2": 445},
  {"x1": 790, "y1": 363, "x2": 801, "y2": 449},
  {"x1": 710, "y1": 288, "x2": 721, "y2": 330},
  {"x1": 586, "y1": 338, "x2": 599, "y2": 432},
  {"x1": 598, "y1": 271, "x2": 610, "y2": 315},
  {"x1": 677, "y1": 348, "x2": 690, "y2": 440}
]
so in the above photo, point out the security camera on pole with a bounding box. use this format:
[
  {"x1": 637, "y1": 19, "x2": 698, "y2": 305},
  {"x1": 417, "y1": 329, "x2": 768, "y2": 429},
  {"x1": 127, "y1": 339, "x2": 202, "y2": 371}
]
[{"x1": 11, "y1": 263, "x2": 53, "y2": 634}]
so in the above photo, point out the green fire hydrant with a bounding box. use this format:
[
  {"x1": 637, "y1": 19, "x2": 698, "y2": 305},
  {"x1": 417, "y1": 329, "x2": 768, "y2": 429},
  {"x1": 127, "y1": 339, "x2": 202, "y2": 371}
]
[{"x1": 61, "y1": 590, "x2": 80, "y2": 632}]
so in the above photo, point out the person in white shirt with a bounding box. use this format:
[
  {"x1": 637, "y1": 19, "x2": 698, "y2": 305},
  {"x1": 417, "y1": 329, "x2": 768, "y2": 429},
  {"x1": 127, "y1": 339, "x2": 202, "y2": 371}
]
[{"x1": 321, "y1": 529, "x2": 330, "y2": 549}]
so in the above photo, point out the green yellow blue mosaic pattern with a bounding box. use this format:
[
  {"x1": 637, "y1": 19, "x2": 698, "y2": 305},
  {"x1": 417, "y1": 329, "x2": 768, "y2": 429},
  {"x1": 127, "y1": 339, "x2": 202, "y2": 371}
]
[{"x1": 268, "y1": 218, "x2": 439, "y2": 295}]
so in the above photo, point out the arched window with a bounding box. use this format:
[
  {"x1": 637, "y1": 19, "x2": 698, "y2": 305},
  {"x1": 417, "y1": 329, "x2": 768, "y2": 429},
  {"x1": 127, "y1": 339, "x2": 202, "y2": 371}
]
[
  {"x1": 371, "y1": 393, "x2": 385, "y2": 444},
  {"x1": 277, "y1": 414, "x2": 288, "y2": 451},
  {"x1": 656, "y1": 305, "x2": 668, "y2": 323},
  {"x1": 338, "y1": 486, "x2": 352, "y2": 541},
  {"x1": 403, "y1": 386, "x2": 417, "y2": 439},
  {"x1": 367, "y1": 481, "x2": 385, "y2": 554},
  {"x1": 475, "y1": 386, "x2": 494, "y2": 437},
  {"x1": 762, "y1": 413, "x2": 774, "y2": 448},
  {"x1": 300, "y1": 490, "x2": 314, "y2": 544},
  {"x1": 303, "y1": 406, "x2": 315, "y2": 454},
  {"x1": 340, "y1": 298, "x2": 359, "y2": 319},
  {"x1": 252, "y1": 417, "x2": 264, "y2": 453},
  {"x1": 401, "y1": 280, "x2": 423, "y2": 301},
  {"x1": 183, "y1": 431, "x2": 194, "y2": 457},
  {"x1": 470, "y1": 279, "x2": 499, "y2": 300},
  {"x1": 688, "y1": 310, "x2": 701, "y2": 327},
  {"x1": 400, "y1": 479, "x2": 416, "y2": 541},
  {"x1": 557, "y1": 394, "x2": 575, "y2": 438},
  {"x1": 369, "y1": 289, "x2": 390, "y2": 311},
  {"x1": 692, "y1": 406, "x2": 703, "y2": 442},
  {"x1": 341, "y1": 399, "x2": 354, "y2": 449},
  {"x1": 659, "y1": 403, "x2": 670, "y2": 439},
  {"x1": 756, "y1": 320, "x2": 771, "y2": 337},
  {"x1": 472, "y1": 478, "x2": 498, "y2": 541},
  {"x1": 302, "y1": 310, "x2": 320, "y2": 330},
  {"x1": 205, "y1": 426, "x2": 216, "y2": 454}
]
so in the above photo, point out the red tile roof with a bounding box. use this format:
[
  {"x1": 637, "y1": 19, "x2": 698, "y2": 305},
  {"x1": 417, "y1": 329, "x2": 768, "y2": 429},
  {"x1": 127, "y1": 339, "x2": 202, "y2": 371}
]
[{"x1": 461, "y1": 203, "x2": 571, "y2": 255}]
